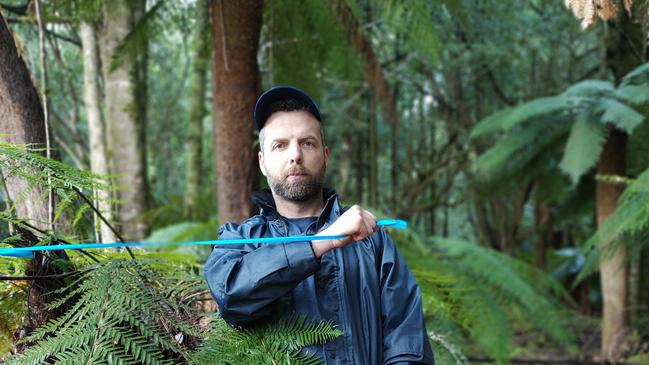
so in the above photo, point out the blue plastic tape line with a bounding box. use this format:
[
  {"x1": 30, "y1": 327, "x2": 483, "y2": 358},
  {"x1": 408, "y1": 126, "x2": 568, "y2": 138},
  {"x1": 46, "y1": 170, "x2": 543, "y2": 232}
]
[{"x1": 0, "y1": 219, "x2": 407, "y2": 259}]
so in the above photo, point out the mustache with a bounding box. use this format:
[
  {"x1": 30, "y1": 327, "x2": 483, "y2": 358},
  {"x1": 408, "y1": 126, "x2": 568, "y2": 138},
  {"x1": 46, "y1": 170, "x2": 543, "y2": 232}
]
[{"x1": 286, "y1": 167, "x2": 308, "y2": 176}]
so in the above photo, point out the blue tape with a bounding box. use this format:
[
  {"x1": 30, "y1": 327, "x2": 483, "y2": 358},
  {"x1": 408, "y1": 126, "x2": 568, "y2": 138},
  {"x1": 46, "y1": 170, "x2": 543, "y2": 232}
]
[{"x1": 0, "y1": 219, "x2": 407, "y2": 259}]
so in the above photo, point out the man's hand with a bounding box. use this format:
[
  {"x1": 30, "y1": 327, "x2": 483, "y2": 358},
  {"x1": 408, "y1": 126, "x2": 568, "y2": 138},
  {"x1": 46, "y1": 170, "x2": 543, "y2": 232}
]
[{"x1": 311, "y1": 205, "x2": 378, "y2": 258}]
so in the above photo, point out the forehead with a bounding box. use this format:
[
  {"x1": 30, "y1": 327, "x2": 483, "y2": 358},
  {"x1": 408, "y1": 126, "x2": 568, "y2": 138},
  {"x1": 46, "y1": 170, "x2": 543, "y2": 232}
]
[{"x1": 262, "y1": 111, "x2": 321, "y2": 140}]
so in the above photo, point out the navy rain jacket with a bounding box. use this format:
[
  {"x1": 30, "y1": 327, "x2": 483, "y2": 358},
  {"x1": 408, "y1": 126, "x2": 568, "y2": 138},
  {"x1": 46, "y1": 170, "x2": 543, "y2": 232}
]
[{"x1": 205, "y1": 189, "x2": 434, "y2": 364}]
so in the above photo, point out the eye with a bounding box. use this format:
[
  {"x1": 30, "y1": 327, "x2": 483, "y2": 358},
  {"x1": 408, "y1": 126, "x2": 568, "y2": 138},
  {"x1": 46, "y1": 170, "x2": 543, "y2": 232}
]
[
  {"x1": 272, "y1": 142, "x2": 285, "y2": 151},
  {"x1": 302, "y1": 141, "x2": 316, "y2": 148}
]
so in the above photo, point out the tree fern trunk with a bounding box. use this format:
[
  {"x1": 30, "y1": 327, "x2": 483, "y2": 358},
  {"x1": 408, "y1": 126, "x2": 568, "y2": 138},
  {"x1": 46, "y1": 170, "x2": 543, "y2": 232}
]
[
  {"x1": 80, "y1": 21, "x2": 116, "y2": 243},
  {"x1": 211, "y1": 0, "x2": 262, "y2": 224},
  {"x1": 598, "y1": 4, "x2": 646, "y2": 358},
  {"x1": 596, "y1": 127, "x2": 628, "y2": 358},
  {"x1": 0, "y1": 11, "x2": 71, "y2": 329},
  {"x1": 185, "y1": 0, "x2": 211, "y2": 219},
  {"x1": 100, "y1": 0, "x2": 150, "y2": 240}
]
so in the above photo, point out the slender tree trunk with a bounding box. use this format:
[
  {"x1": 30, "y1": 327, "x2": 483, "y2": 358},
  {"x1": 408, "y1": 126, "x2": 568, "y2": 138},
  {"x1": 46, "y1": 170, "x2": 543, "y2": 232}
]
[
  {"x1": 0, "y1": 11, "x2": 70, "y2": 329},
  {"x1": 80, "y1": 21, "x2": 116, "y2": 243},
  {"x1": 211, "y1": 0, "x2": 262, "y2": 224},
  {"x1": 100, "y1": 0, "x2": 150, "y2": 240},
  {"x1": 367, "y1": 91, "x2": 378, "y2": 207},
  {"x1": 598, "y1": 5, "x2": 646, "y2": 358},
  {"x1": 185, "y1": 0, "x2": 211, "y2": 219},
  {"x1": 597, "y1": 128, "x2": 629, "y2": 358}
]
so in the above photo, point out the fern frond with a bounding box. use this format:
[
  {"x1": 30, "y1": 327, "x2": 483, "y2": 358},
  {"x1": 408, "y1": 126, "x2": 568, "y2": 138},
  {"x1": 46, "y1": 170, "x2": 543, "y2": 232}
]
[
  {"x1": 599, "y1": 97, "x2": 645, "y2": 133},
  {"x1": 191, "y1": 315, "x2": 342, "y2": 365},
  {"x1": 7, "y1": 260, "x2": 197, "y2": 365},
  {"x1": 430, "y1": 237, "x2": 575, "y2": 345},
  {"x1": 563, "y1": 79, "x2": 614, "y2": 97},
  {"x1": 471, "y1": 96, "x2": 570, "y2": 138},
  {"x1": 559, "y1": 115, "x2": 607, "y2": 184},
  {"x1": 475, "y1": 121, "x2": 570, "y2": 180},
  {"x1": 616, "y1": 61, "x2": 649, "y2": 105}
]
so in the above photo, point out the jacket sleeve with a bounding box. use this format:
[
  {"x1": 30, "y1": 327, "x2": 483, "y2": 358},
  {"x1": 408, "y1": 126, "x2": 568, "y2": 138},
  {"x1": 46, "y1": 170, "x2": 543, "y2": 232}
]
[
  {"x1": 204, "y1": 221, "x2": 320, "y2": 327},
  {"x1": 378, "y1": 231, "x2": 435, "y2": 365}
]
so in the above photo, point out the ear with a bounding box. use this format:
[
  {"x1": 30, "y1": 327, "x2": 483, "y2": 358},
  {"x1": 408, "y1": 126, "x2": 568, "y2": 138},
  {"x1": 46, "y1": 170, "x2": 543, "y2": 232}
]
[
  {"x1": 258, "y1": 150, "x2": 267, "y2": 176},
  {"x1": 324, "y1": 146, "x2": 330, "y2": 168}
]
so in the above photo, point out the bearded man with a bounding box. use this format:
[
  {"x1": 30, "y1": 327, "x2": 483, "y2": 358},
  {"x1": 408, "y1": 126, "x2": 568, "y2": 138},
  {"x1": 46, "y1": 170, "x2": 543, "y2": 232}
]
[{"x1": 205, "y1": 86, "x2": 434, "y2": 364}]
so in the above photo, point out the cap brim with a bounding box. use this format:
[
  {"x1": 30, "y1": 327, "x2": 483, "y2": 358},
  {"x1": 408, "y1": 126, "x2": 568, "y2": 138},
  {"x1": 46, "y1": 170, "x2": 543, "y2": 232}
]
[{"x1": 253, "y1": 86, "x2": 321, "y2": 131}]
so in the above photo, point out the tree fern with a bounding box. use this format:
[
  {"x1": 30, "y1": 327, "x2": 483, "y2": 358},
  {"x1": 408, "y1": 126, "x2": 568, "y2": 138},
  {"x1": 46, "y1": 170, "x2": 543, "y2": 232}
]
[{"x1": 472, "y1": 62, "x2": 648, "y2": 184}]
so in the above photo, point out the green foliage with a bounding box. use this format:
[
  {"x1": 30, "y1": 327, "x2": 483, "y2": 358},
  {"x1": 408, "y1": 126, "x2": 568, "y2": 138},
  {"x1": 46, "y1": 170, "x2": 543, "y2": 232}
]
[
  {"x1": 616, "y1": 62, "x2": 649, "y2": 105},
  {"x1": 2, "y1": 250, "x2": 344, "y2": 364},
  {"x1": 470, "y1": 96, "x2": 571, "y2": 138},
  {"x1": 0, "y1": 258, "x2": 26, "y2": 355},
  {"x1": 577, "y1": 166, "x2": 649, "y2": 281},
  {"x1": 5, "y1": 259, "x2": 199, "y2": 365},
  {"x1": 0, "y1": 143, "x2": 110, "y2": 232},
  {"x1": 559, "y1": 115, "x2": 606, "y2": 184},
  {"x1": 192, "y1": 315, "x2": 342, "y2": 365},
  {"x1": 263, "y1": 0, "x2": 364, "y2": 99},
  {"x1": 472, "y1": 62, "x2": 649, "y2": 184},
  {"x1": 392, "y1": 229, "x2": 575, "y2": 361}
]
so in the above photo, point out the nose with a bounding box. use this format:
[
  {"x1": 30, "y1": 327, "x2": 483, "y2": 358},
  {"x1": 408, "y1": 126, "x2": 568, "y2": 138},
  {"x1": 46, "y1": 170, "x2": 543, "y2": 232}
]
[{"x1": 288, "y1": 142, "x2": 302, "y2": 164}]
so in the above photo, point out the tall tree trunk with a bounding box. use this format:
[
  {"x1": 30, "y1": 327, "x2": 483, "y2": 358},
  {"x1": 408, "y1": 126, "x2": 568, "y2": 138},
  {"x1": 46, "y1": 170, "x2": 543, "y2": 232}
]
[
  {"x1": 211, "y1": 0, "x2": 262, "y2": 224},
  {"x1": 185, "y1": 0, "x2": 211, "y2": 219},
  {"x1": 80, "y1": 21, "x2": 116, "y2": 243},
  {"x1": 0, "y1": 11, "x2": 70, "y2": 329},
  {"x1": 599, "y1": 5, "x2": 646, "y2": 358},
  {"x1": 100, "y1": 0, "x2": 150, "y2": 240}
]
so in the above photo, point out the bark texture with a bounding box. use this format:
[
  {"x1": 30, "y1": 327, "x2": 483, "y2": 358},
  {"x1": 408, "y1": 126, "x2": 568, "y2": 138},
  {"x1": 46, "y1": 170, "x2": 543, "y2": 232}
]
[
  {"x1": 0, "y1": 11, "x2": 70, "y2": 329},
  {"x1": 100, "y1": 0, "x2": 150, "y2": 240},
  {"x1": 80, "y1": 21, "x2": 116, "y2": 243},
  {"x1": 211, "y1": 0, "x2": 262, "y2": 224}
]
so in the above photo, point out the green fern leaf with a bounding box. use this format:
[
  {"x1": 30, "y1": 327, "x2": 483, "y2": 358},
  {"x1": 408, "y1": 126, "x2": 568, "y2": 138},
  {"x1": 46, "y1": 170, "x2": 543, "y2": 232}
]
[
  {"x1": 599, "y1": 97, "x2": 645, "y2": 133},
  {"x1": 559, "y1": 115, "x2": 606, "y2": 184},
  {"x1": 471, "y1": 96, "x2": 569, "y2": 138}
]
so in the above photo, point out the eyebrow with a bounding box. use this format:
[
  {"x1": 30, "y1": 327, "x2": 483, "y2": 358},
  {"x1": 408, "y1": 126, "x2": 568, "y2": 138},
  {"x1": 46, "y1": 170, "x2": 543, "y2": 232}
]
[{"x1": 270, "y1": 135, "x2": 318, "y2": 144}]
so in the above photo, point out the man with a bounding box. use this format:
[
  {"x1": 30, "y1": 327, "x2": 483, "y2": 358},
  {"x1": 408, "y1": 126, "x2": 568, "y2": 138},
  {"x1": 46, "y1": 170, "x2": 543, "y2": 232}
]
[{"x1": 205, "y1": 86, "x2": 434, "y2": 364}]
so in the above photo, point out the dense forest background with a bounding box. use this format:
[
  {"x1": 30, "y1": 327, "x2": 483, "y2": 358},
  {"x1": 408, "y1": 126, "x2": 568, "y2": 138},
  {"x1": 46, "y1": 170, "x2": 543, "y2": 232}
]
[{"x1": 1, "y1": 0, "x2": 649, "y2": 363}]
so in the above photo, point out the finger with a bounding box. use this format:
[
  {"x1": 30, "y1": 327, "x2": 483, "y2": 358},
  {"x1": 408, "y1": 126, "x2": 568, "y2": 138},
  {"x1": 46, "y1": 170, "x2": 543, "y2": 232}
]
[
  {"x1": 361, "y1": 210, "x2": 377, "y2": 230},
  {"x1": 365, "y1": 209, "x2": 377, "y2": 221},
  {"x1": 360, "y1": 213, "x2": 373, "y2": 238}
]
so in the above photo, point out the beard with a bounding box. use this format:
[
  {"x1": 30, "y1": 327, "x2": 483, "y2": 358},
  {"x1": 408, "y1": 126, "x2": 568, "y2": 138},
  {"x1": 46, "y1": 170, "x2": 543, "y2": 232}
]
[{"x1": 266, "y1": 165, "x2": 326, "y2": 202}]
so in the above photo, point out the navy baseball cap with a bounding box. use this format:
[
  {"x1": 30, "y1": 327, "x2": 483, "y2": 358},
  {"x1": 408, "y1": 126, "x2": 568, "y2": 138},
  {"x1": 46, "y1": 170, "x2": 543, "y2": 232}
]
[{"x1": 253, "y1": 86, "x2": 322, "y2": 131}]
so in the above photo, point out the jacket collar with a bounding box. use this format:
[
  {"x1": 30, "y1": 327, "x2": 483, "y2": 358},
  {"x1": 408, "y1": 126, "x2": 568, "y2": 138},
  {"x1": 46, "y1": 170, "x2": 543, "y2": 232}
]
[{"x1": 251, "y1": 188, "x2": 341, "y2": 228}]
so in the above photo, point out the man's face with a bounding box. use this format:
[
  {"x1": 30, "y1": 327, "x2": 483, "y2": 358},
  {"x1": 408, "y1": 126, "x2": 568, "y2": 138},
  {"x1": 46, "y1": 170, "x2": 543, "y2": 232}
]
[{"x1": 258, "y1": 111, "x2": 329, "y2": 202}]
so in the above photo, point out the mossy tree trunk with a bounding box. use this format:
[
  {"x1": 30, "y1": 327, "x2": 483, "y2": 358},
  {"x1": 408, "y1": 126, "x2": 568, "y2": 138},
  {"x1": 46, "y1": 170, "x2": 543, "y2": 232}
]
[
  {"x1": 0, "y1": 11, "x2": 71, "y2": 329},
  {"x1": 185, "y1": 0, "x2": 211, "y2": 220},
  {"x1": 100, "y1": 0, "x2": 150, "y2": 241},
  {"x1": 80, "y1": 20, "x2": 116, "y2": 243}
]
